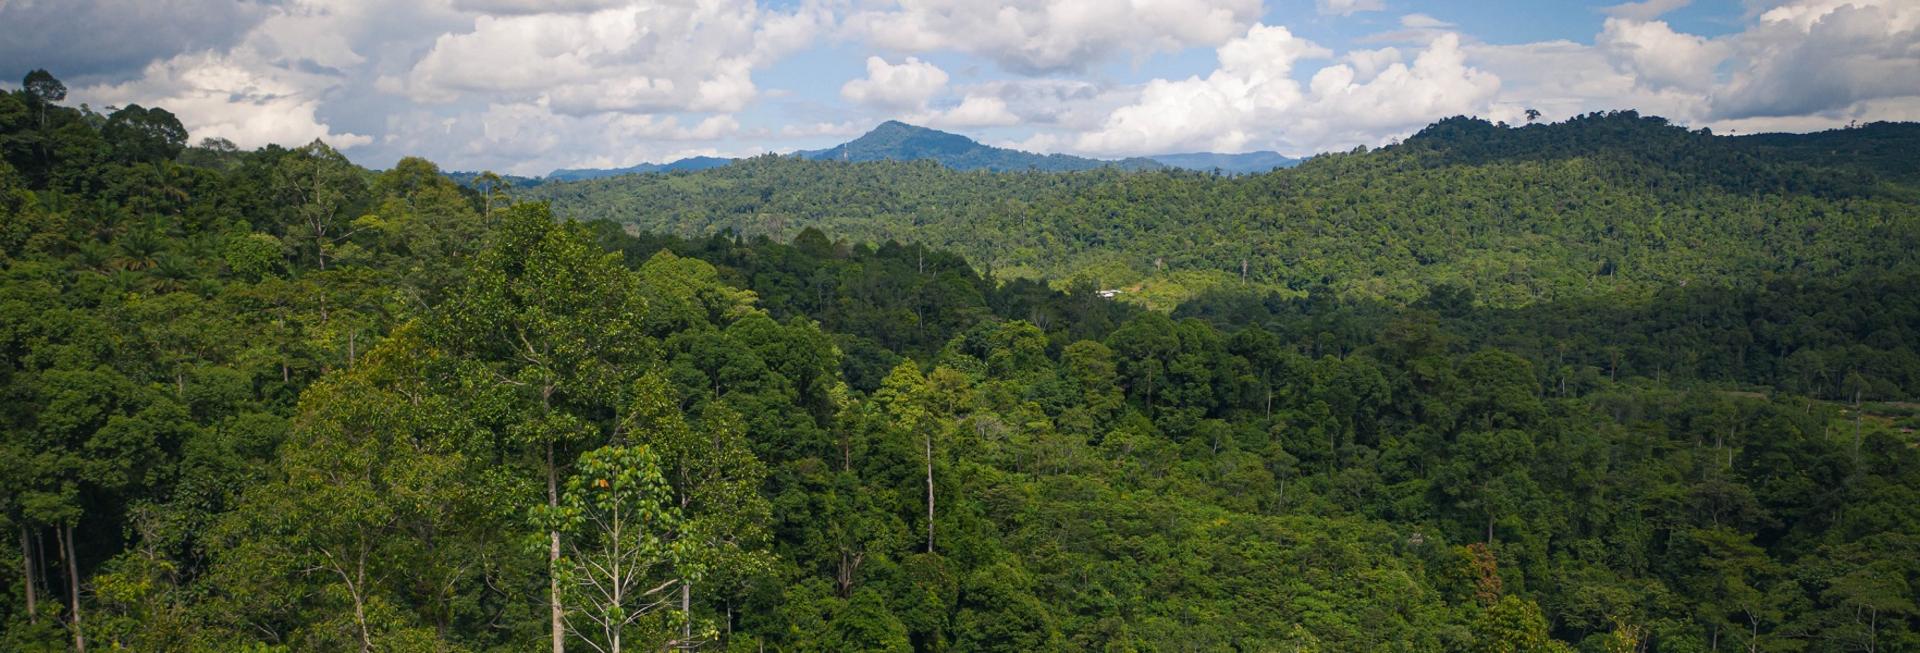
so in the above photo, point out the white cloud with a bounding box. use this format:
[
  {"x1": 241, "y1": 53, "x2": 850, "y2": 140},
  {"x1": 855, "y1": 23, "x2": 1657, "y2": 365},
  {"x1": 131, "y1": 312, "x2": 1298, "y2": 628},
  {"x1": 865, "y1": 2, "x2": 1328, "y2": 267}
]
[
  {"x1": 1451, "y1": 0, "x2": 1918, "y2": 137},
  {"x1": 1601, "y1": 0, "x2": 1690, "y2": 21},
  {"x1": 780, "y1": 121, "x2": 867, "y2": 138},
  {"x1": 78, "y1": 51, "x2": 372, "y2": 150},
  {"x1": 841, "y1": 56, "x2": 950, "y2": 110},
  {"x1": 921, "y1": 95, "x2": 1021, "y2": 128},
  {"x1": 950, "y1": 79, "x2": 1133, "y2": 130},
  {"x1": 1073, "y1": 25, "x2": 1499, "y2": 156},
  {"x1": 1075, "y1": 24, "x2": 1332, "y2": 154},
  {"x1": 379, "y1": 102, "x2": 748, "y2": 175},
  {"x1": 1363, "y1": 12, "x2": 1463, "y2": 44},
  {"x1": 1400, "y1": 13, "x2": 1454, "y2": 29},
  {"x1": 1298, "y1": 34, "x2": 1500, "y2": 135},
  {"x1": 1318, "y1": 0, "x2": 1386, "y2": 17},
  {"x1": 402, "y1": 0, "x2": 818, "y2": 114},
  {"x1": 843, "y1": 0, "x2": 1261, "y2": 74},
  {"x1": 1345, "y1": 47, "x2": 1405, "y2": 82},
  {"x1": 65, "y1": 0, "x2": 419, "y2": 150},
  {"x1": 1711, "y1": 0, "x2": 1920, "y2": 119},
  {"x1": 1598, "y1": 18, "x2": 1729, "y2": 92},
  {"x1": 27, "y1": 0, "x2": 1920, "y2": 173},
  {"x1": 451, "y1": 0, "x2": 629, "y2": 15}
]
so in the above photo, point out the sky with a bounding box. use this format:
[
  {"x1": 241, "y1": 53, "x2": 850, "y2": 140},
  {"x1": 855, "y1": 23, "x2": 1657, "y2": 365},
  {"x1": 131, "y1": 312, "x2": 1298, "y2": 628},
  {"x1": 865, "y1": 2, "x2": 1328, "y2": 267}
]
[{"x1": 2, "y1": 0, "x2": 1916, "y2": 176}]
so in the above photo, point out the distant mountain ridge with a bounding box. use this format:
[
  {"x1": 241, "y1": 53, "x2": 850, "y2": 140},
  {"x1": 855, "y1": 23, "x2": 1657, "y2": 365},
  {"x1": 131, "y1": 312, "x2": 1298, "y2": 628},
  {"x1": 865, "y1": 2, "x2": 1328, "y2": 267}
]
[
  {"x1": 478, "y1": 122, "x2": 1311, "y2": 183},
  {"x1": 1144, "y1": 151, "x2": 1300, "y2": 174},
  {"x1": 547, "y1": 155, "x2": 735, "y2": 182},
  {"x1": 794, "y1": 121, "x2": 1169, "y2": 172}
]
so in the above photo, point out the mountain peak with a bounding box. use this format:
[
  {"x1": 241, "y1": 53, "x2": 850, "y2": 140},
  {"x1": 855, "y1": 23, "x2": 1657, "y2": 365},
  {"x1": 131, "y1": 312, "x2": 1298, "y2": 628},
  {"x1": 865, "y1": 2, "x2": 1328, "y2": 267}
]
[{"x1": 801, "y1": 122, "x2": 1161, "y2": 172}]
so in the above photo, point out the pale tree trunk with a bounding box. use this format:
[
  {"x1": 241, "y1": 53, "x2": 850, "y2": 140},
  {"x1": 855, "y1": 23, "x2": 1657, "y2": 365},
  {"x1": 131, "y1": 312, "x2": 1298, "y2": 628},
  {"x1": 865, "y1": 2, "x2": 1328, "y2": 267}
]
[
  {"x1": 548, "y1": 442, "x2": 565, "y2": 653},
  {"x1": 925, "y1": 430, "x2": 935, "y2": 554},
  {"x1": 19, "y1": 525, "x2": 35, "y2": 624},
  {"x1": 348, "y1": 566, "x2": 372, "y2": 653},
  {"x1": 680, "y1": 582, "x2": 692, "y2": 651},
  {"x1": 58, "y1": 523, "x2": 84, "y2": 653}
]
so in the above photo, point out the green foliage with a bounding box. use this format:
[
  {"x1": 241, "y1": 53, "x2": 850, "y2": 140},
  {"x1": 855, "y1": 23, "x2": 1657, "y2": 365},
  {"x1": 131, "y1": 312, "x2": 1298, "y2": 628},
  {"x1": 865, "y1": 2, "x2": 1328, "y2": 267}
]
[
  {"x1": 524, "y1": 111, "x2": 1920, "y2": 309},
  {"x1": 2, "y1": 83, "x2": 1918, "y2": 653},
  {"x1": 535, "y1": 444, "x2": 695, "y2": 652},
  {"x1": 797, "y1": 120, "x2": 1164, "y2": 172}
]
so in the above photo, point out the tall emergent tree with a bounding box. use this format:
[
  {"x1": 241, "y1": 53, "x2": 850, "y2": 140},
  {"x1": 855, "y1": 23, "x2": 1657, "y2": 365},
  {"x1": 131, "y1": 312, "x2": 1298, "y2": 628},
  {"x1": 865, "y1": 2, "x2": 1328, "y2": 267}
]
[
  {"x1": 535, "y1": 444, "x2": 696, "y2": 653},
  {"x1": 432, "y1": 204, "x2": 658, "y2": 653}
]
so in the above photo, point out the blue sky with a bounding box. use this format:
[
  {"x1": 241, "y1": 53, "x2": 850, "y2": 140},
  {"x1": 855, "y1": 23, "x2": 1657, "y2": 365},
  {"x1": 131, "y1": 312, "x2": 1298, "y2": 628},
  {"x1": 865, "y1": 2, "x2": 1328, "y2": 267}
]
[{"x1": 4, "y1": 0, "x2": 1915, "y2": 175}]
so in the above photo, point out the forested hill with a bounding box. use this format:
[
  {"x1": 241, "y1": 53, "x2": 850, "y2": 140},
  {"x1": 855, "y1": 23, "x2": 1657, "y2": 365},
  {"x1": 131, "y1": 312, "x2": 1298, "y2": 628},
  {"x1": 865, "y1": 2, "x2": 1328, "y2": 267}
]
[
  {"x1": 1143, "y1": 150, "x2": 1299, "y2": 174},
  {"x1": 547, "y1": 155, "x2": 737, "y2": 182},
  {"x1": 797, "y1": 120, "x2": 1167, "y2": 172},
  {"x1": 523, "y1": 111, "x2": 1920, "y2": 308},
  {"x1": 6, "y1": 72, "x2": 1920, "y2": 653},
  {"x1": 1400, "y1": 112, "x2": 1917, "y2": 198}
]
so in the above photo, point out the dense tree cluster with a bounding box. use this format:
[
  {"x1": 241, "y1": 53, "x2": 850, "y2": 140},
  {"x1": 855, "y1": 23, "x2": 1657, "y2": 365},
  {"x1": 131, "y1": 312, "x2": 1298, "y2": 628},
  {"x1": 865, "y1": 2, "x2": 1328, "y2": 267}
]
[
  {"x1": 4, "y1": 72, "x2": 1919, "y2": 652},
  {"x1": 522, "y1": 111, "x2": 1920, "y2": 309}
]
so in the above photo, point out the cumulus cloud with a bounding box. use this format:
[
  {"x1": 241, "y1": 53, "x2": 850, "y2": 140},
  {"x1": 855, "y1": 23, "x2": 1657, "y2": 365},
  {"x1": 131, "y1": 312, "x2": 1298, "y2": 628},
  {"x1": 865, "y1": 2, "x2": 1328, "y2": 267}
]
[
  {"x1": 843, "y1": 0, "x2": 1261, "y2": 74},
  {"x1": 948, "y1": 79, "x2": 1133, "y2": 130},
  {"x1": 1710, "y1": 0, "x2": 1920, "y2": 119},
  {"x1": 401, "y1": 0, "x2": 819, "y2": 115},
  {"x1": 1074, "y1": 25, "x2": 1498, "y2": 155},
  {"x1": 921, "y1": 95, "x2": 1022, "y2": 128},
  {"x1": 1318, "y1": 0, "x2": 1386, "y2": 17},
  {"x1": 1299, "y1": 34, "x2": 1500, "y2": 134},
  {"x1": 1459, "y1": 0, "x2": 1917, "y2": 132},
  {"x1": 1073, "y1": 25, "x2": 1322, "y2": 154},
  {"x1": 841, "y1": 57, "x2": 950, "y2": 110},
  {"x1": 1598, "y1": 18, "x2": 1729, "y2": 92},
  {"x1": 379, "y1": 102, "x2": 748, "y2": 175},
  {"x1": 62, "y1": 0, "x2": 428, "y2": 150},
  {"x1": 78, "y1": 51, "x2": 372, "y2": 150},
  {"x1": 1345, "y1": 47, "x2": 1405, "y2": 82},
  {"x1": 18, "y1": 0, "x2": 1920, "y2": 173}
]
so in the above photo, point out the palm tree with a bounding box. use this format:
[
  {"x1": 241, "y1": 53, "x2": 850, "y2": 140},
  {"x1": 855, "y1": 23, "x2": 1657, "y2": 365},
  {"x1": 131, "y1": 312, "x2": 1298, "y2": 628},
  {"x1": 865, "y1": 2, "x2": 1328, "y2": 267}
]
[{"x1": 111, "y1": 230, "x2": 165, "y2": 271}]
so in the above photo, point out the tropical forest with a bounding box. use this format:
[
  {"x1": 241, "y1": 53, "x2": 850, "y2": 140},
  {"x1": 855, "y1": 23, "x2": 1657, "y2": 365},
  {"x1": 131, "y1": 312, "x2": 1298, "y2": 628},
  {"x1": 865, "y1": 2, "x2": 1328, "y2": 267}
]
[{"x1": 3, "y1": 55, "x2": 1920, "y2": 653}]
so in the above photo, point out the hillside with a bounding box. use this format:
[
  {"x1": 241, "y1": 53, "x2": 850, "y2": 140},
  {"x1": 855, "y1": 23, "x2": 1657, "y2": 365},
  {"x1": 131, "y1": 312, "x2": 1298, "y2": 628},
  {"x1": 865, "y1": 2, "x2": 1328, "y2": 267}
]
[
  {"x1": 796, "y1": 120, "x2": 1166, "y2": 172},
  {"x1": 5, "y1": 73, "x2": 1920, "y2": 653},
  {"x1": 547, "y1": 155, "x2": 736, "y2": 181},
  {"x1": 523, "y1": 111, "x2": 1920, "y2": 308},
  {"x1": 1145, "y1": 150, "x2": 1300, "y2": 174}
]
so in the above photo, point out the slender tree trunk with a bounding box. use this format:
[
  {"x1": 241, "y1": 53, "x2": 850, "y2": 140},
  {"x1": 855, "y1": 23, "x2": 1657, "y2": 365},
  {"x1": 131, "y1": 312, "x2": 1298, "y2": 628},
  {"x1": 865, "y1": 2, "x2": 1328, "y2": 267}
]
[
  {"x1": 1852, "y1": 387, "x2": 1864, "y2": 465},
  {"x1": 548, "y1": 442, "x2": 565, "y2": 653},
  {"x1": 19, "y1": 525, "x2": 35, "y2": 624},
  {"x1": 680, "y1": 582, "x2": 691, "y2": 650},
  {"x1": 36, "y1": 529, "x2": 49, "y2": 605},
  {"x1": 925, "y1": 430, "x2": 935, "y2": 554},
  {"x1": 59, "y1": 523, "x2": 84, "y2": 653},
  {"x1": 349, "y1": 578, "x2": 372, "y2": 653}
]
